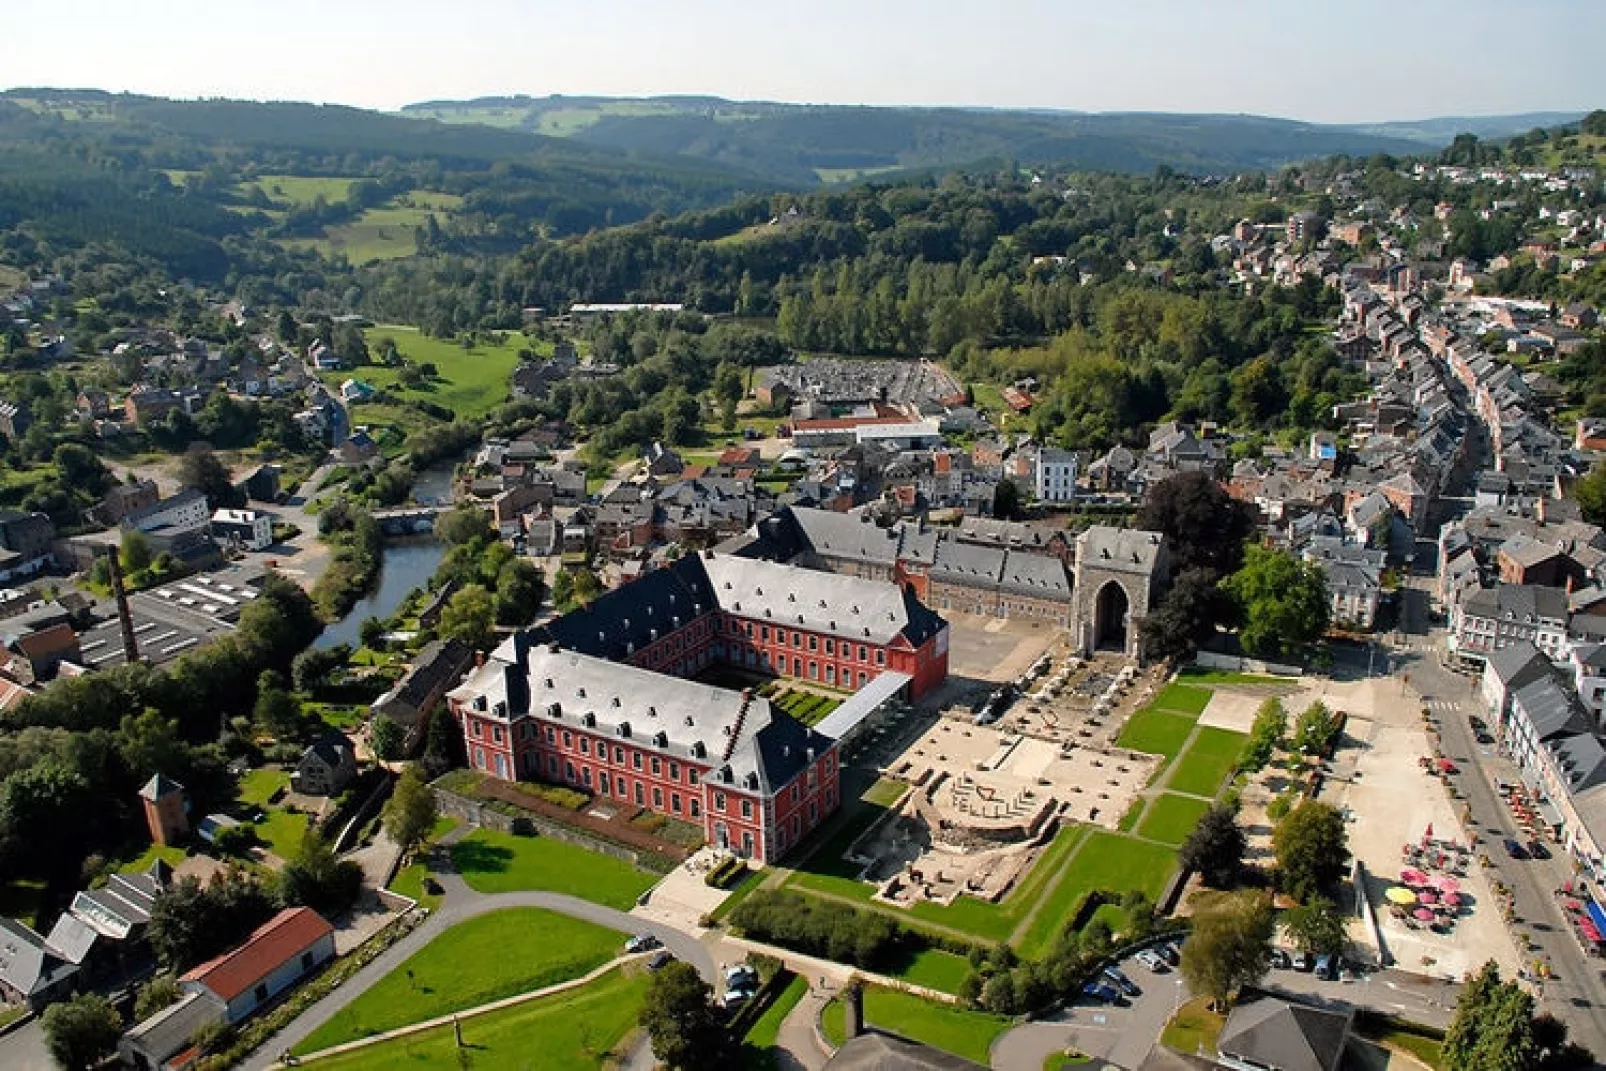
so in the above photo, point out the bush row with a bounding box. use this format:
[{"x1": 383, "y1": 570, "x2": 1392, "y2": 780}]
[{"x1": 729, "y1": 890, "x2": 916, "y2": 972}]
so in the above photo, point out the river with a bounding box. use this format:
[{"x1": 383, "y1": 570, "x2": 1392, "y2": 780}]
[{"x1": 315, "y1": 540, "x2": 447, "y2": 650}]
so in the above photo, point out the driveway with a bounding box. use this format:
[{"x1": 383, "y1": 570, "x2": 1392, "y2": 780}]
[{"x1": 992, "y1": 951, "x2": 1189, "y2": 1071}]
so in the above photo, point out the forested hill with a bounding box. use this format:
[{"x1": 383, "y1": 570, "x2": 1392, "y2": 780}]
[
  {"x1": 0, "y1": 90, "x2": 780, "y2": 279},
  {"x1": 397, "y1": 94, "x2": 1532, "y2": 185}
]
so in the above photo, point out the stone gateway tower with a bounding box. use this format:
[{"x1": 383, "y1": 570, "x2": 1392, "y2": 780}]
[{"x1": 1072, "y1": 527, "x2": 1170, "y2": 659}]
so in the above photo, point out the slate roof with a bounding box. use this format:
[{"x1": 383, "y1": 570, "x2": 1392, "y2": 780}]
[
  {"x1": 1216, "y1": 997, "x2": 1352, "y2": 1071},
  {"x1": 825, "y1": 1032, "x2": 987, "y2": 1070},
  {"x1": 140, "y1": 772, "x2": 185, "y2": 801},
  {"x1": 1512, "y1": 676, "x2": 1592, "y2": 741},
  {"x1": 0, "y1": 917, "x2": 76, "y2": 1001},
  {"x1": 1484, "y1": 642, "x2": 1551, "y2": 691},
  {"x1": 1077, "y1": 526, "x2": 1165, "y2": 576}
]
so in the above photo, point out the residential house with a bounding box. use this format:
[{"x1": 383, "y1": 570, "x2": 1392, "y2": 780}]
[
  {"x1": 1303, "y1": 538, "x2": 1385, "y2": 630},
  {"x1": 94, "y1": 480, "x2": 161, "y2": 526},
  {"x1": 1215, "y1": 996, "x2": 1352, "y2": 1071},
  {"x1": 211, "y1": 509, "x2": 275, "y2": 551},
  {"x1": 123, "y1": 489, "x2": 210, "y2": 536},
  {"x1": 1032, "y1": 447, "x2": 1077, "y2": 503},
  {"x1": 371, "y1": 638, "x2": 476, "y2": 748},
  {"x1": 334, "y1": 432, "x2": 379, "y2": 465},
  {"x1": 179, "y1": 907, "x2": 335, "y2": 1024},
  {"x1": 0, "y1": 917, "x2": 78, "y2": 1011},
  {"x1": 291, "y1": 733, "x2": 357, "y2": 797},
  {"x1": 1451, "y1": 583, "x2": 1571, "y2": 665}
]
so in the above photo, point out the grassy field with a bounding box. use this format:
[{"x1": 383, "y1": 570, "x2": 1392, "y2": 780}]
[
  {"x1": 1151, "y1": 683, "x2": 1214, "y2": 716},
  {"x1": 1161, "y1": 996, "x2": 1225, "y2": 1055},
  {"x1": 742, "y1": 972, "x2": 809, "y2": 1065},
  {"x1": 820, "y1": 986, "x2": 1010, "y2": 1065},
  {"x1": 1136, "y1": 794, "x2": 1212, "y2": 847},
  {"x1": 115, "y1": 842, "x2": 188, "y2": 874},
  {"x1": 814, "y1": 165, "x2": 905, "y2": 184},
  {"x1": 385, "y1": 816, "x2": 459, "y2": 910},
  {"x1": 294, "y1": 908, "x2": 623, "y2": 1053},
  {"x1": 449, "y1": 828, "x2": 656, "y2": 909},
  {"x1": 303, "y1": 966, "x2": 648, "y2": 1070},
  {"x1": 884, "y1": 948, "x2": 974, "y2": 995},
  {"x1": 1014, "y1": 830, "x2": 1177, "y2": 958},
  {"x1": 1167, "y1": 728, "x2": 1248, "y2": 797},
  {"x1": 240, "y1": 174, "x2": 361, "y2": 207},
  {"x1": 313, "y1": 326, "x2": 528, "y2": 420},
  {"x1": 1116, "y1": 709, "x2": 1197, "y2": 759},
  {"x1": 1176, "y1": 667, "x2": 1291, "y2": 686},
  {"x1": 255, "y1": 809, "x2": 311, "y2": 860},
  {"x1": 237, "y1": 767, "x2": 290, "y2": 807}
]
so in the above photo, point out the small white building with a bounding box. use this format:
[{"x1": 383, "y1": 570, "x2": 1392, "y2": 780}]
[
  {"x1": 1032, "y1": 447, "x2": 1078, "y2": 503},
  {"x1": 180, "y1": 907, "x2": 335, "y2": 1024},
  {"x1": 211, "y1": 509, "x2": 274, "y2": 551}
]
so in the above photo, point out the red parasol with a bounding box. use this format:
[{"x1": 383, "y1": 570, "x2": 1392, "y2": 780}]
[
  {"x1": 1443, "y1": 892, "x2": 1462, "y2": 907},
  {"x1": 1413, "y1": 908, "x2": 1435, "y2": 921},
  {"x1": 1433, "y1": 875, "x2": 1460, "y2": 893},
  {"x1": 1564, "y1": 899, "x2": 1583, "y2": 912},
  {"x1": 1418, "y1": 890, "x2": 1439, "y2": 905},
  {"x1": 1423, "y1": 822, "x2": 1434, "y2": 842},
  {"x1": 1401, "y1": 868, "x2": 1428, "y2": 885}
]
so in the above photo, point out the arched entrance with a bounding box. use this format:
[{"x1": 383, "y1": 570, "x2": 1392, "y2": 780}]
[{"x1": 1093, "y1": 580, "x2": 1130, "y2": 652}]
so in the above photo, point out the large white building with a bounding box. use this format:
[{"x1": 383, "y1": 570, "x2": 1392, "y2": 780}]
[
  {"x1": 211, "y1": 509, "x2": 274, "y2": 551},
  {"x1": 122, "y1": 489, "x2": 210, "y2": 535},
  {"x1": 1032, "y1": 447, "x2": 1078, "y2": 503}
]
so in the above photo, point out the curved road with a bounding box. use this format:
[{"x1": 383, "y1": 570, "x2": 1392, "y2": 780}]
[{"x1": 242, "y1": 869, "x2": 714, "y2": 1070}]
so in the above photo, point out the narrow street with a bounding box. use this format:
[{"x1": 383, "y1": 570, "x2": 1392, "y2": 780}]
[{"x1": 1393, "y1": 576, "x2": 1606, "y2": 1057}]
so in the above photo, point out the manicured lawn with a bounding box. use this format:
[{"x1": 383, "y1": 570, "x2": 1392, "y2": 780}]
[
  {"x1": 746, "y1": 973, "x2": 807, "y2": 1047},
  {"x1": 449, "y1": 828, "x2": 656, "y2": 908},
  {"x1": 1013, "y1": 830, "x2": 1176, "y2": 958},
  {"x1": 294, "y1": 908, "x2": 624, "y2": 1053},
  {"x1": 303, "y1": 966, "x2": 647, "y2": 1070},
  {"x1": 1137, "y1": 794, "x2": 1212, "y2": 847},
  {"x1": 386, "y1": 861, "x2": 441, "y2": 911},
  {"x1": 1167, "y1": 727, "x2": 1248, "y2": 797},
  {"x1": 820, "y1": 986, "x2": 1010, "y2": 1065},
  {"x1": 1151, "y1": 683, "x2": 1213, "y2": 716},
  {"x1": 1161, "y1": 996, "x2": 1224, "y2": 1055},
  {"x1": 1177, "y1": 667, "x2": 1290, "y2": 686},
  {"x1": 237, "y1": 767, "x2": 290, "y2": 808},
  {"x1": 1116, "y1": 708, "x2": 1197, "y2": 759},
  {"x1": 254, "y1": 809, "x2": 311, "y2": 860},
  {"x1": 885, "y1": 948, "x2": 974, "y2": 995},
  {"x1": 115, "y1": 842, "x2": 187, "y2": 874},
  {"x1": 318, "y1": 325, "x2": 531, "y2": 420}
]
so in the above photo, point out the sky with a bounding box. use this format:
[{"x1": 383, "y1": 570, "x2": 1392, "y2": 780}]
[{"x1": 6, "y1": 0, "x2": 1601, "y2": 124}]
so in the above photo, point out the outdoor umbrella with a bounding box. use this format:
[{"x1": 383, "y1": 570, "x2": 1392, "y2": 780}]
[
  {"x1": 1414, "y1": 908, "x2": 1435, "y2": 921},
  {"x1": 1564, "y1": 899, "x2": 1583, "y2": 912},
  {"x1": 1423, "y1": 822, "x2": 1434, "y2": 843},
  {"x1": 1387, "y1": 887, "x2": 1418, "y2": 905},
  {"x1": 1418, "y1": 890, "x2": 1439, "y2": 905},
  {"x1": 1433, "y1": 875, "x2": 1460, "y2": 893},
  {"x1": 1401, "y1": 868, "x2": 1428, "y2": 885}
]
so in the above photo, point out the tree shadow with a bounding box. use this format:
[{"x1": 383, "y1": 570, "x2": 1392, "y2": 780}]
[{"x1": 449, "y1": 839, "x2": 512, "y2": 875}]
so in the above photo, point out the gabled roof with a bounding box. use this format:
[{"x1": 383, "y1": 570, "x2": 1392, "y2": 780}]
[
  {"x1": 181, "y1": 907, "x2": 333, "y2": 1003},
  {"x1": 140, "y1": 772, "x2": 185, "y2": 802},
  {"x1": 0, "y1": 916, "x2": 76, "y2": 1000},
  {"x1": 1512, "y1": 676, "x2": 1592, "y2": 742},
  {"x1": 1485, "y1": 642, "x2": 1551, "y2": 691},
  {"x1": 1217, "y1": 996, "x2": 1352, "y2": 1071}
]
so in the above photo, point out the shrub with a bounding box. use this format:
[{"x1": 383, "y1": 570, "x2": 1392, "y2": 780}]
[{"x1": 729, "y1": 890, "x2": 911, "y2": 972}]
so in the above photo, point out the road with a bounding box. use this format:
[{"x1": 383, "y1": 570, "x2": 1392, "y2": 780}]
[{"x1": 1393, "y1": 575, "x2": 1606, "y2": 1057}]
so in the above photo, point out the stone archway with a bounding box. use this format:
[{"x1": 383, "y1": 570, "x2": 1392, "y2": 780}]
[{"x1": 1092, "y1": 580, "x2": 1130, "y2": 652}]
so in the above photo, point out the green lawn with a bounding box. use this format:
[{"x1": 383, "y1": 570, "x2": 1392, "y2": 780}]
[
  {"x1": 1177, "y1": 667, "x2": 1291, "y2": 686},
  {"x1": 1151, "y1": 683, "x2": 1213, "y2": 716},
  {"x1": 313, "y1": 326, "x2": 529, "y2": 420},
  {"x1": 239, "y1": 174, "x2": 360, "y2": 206},
  {"x1": 449, "y1": 828, "x2": 656, "y2": 909},
  {"x1": 884, "y1": 948, "x2": 974, "y2": 995},
  {"x1": 1161, "y1": 996, "x2": 1225, "y2": 1055},
  {"x1": 294, "y1": 908, "x2": 624, "y2": 1053},
  {"x1": 303, "y1": 966, "x2": 647, "y2": 1070},
  {"x1": 115, "y1": 842, "x2": 187, "y2": 874},
  {"x1": 742, "y1": 972, "x2": 808, "y2": 1068},
  {"x1": 386, "y1": 862, "x2": 441, "y2": 911},
  {"x1": 254, "y1": 809, "x2": 311, "y2": 860},
  {"x1": 820, "y1": 986, "x2": 1010, "y2": 1065},
  {"x1": 1013, "y1": 830, "x2": 1177, "y2": 958},
  {"x1": 237, "y1": 767, "x2": 290, "y2": 808},
  {"x1": 287, "y1": 200, "x2": 461, "y2": 264},
  {"x1": 1116, "y1": 709, "x2": 1197, "y2": 759},
  {"x1": 1167, "y1": 728, "x2": 1248, "y2": 797},
  {"x1": 1136, "y1": 795, "x2": 1212, "y2": 847}
]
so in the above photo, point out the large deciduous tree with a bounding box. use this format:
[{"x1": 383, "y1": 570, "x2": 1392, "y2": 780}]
[
  {"x1": 1135, "y1": 471, "x2": 1258, "y2": 576},
  {"x1": 1444, "y1": 961, "x2": 1592, "y2": 1071},
  {"x1": 382, "y1": 765, "x2": 438, "y2": 853},
  {"x1": 1273, "y1": 800, "x2": 1349, "y2": 902},
  {"x1": 1222, "y1": 545, "x2": 1329, "y2": 659},
  {"x1": 1179, "y1": 890, "x2": 1275, "y2": 1010},
  {"x1": 1283, "y1": 896, "x2": 1346, "y2": 956},
  {"x1": 438, "y1": 583, "x2": 495, "y2": 650},
  {"x1": 42, "y1": 993, "x2": 123, "y2": 1070},
  {"x1": 639, "y1": 960, "x2": 729, "y2": 1069}
]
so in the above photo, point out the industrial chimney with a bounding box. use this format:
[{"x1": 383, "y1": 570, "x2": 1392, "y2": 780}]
[{"x1": 102, "y1": 545, "x2": 139, "y2": 665}]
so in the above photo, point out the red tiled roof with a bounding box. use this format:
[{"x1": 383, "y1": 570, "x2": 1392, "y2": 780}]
[{"x1": 181, "y1": 907, "x2": 332, "y2": 1002}]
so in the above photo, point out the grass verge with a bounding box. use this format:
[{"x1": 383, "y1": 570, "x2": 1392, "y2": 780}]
[{"x1": 449, "y1": 828, "x2": 656, "y2": 909}]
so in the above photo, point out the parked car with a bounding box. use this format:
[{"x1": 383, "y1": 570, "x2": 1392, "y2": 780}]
[
  {"x1": 646, "y1": 951, "x2": 674, "y2": 972},
  {"x1": 724, "y1": 964, "x2": 760, "y2": 992},
  {"x1": 1527, "y1": 840, "x2": 1551, "y2": 860},
  {"x1": 1315, "y1": 954, "x2": 1342, "y2": 981},
  {"x1": 1503, "y1": 838, "x2": 1529, "y2": 859},
  {"x1": 1159, "y1": 942, "x2": 1181, "y2": 966},
  {"x1": 1102, "y1": 966, "x2": 1141, "y2": 997},
  {"x1": 1291, "y1": 951, "x2": 1313, "y2": 972},
  {"x1": 625, "y1": 934, "x2": 661, "y2": 954},
  {"x1": 1081, "y1": 981, "x2": 1123, "y2": 1005},
  {"x1": 1269, "y1": 949, "x2": 1293, "y2": 970},
  {"x1": 1135, "y1": 949, "x2": 1168, "y2": 972}
]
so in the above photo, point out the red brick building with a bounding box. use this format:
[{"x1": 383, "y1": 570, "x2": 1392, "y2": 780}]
[{"x1": 446, "y1": 552, "x2": 949, "y2": 861}]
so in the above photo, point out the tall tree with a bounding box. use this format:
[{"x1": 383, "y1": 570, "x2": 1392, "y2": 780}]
[
  {"x1": 1179, "y1": 804, "x2": 1247, "y2": 888},
  {"x1": 1179, "y1": 890, "x2": 1275, "y2": 1010},
  {"x1": 438, "y1": 583, "x2": 494, "y2": 650},
  {"x1": 177, "y1": 446, "x2": 242, "y2": 509},
  {"x1": 1292, "y1": 701, "x2": 1342, "y2": 758},
  {"x1": 1241, "y1": 697, "x2": 1287, "y2": 772},
  {"x1": 1283, "y1": 896, "x2": 1346, "y2": 956},
  {"x1": 1273, "y1": 800, "x2": 1349, "y2": 902},
  {"x1": 1135, "y1": 471, "x2": 1258, "y2": 576},
  {"x1": 1222, "y1": 544, "x2": 1330, "y2": 659},
  {"x1": 382, "y1": 765, "x2": 438, "y2": 853},
  {"x1": 278, "y1": 828, "x2": 364, "y2": 916},
  {"x1": 639, "y1": 960, "x2": 730, "y2": 1069}
]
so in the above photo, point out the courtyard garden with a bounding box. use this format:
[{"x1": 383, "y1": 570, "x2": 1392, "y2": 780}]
[
  {"x1": 819, "y1": 985, "x2": 1011, "y2": 1065},
  {"x1": 448, "y1": 827, "x2": 657, "y2": 909}
]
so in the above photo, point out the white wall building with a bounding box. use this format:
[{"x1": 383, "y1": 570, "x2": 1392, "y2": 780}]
[{"x1": 1033, "y1": 447, "x2": 1078, "y2": 503}]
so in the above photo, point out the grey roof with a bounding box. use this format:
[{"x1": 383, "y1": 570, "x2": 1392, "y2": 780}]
[
  {"x1": 1077, "y1": 526, "x2": 1165, "y2": 576},
  {"x1": 825, "y1": 1032, "x2": 987, "y2": 1071},
  {"x1": 0, "y1": 917, "x2": 75, "y2": 1001},
  {"x1": 450, "y1": 642, "x2": 834, "y2": 796},
  {"x1": 702, "y1": 555, "x2": 944, "y2": 648},
  {"x1": 43, "y1": 912, "x2": 100, "y2": 964},
  {"x1": 1484, "y1": 642, "x2": 1552, "y2": 690},
  {"x1": 123, "y1": 990, "x2": 226, "y2": 1065},
  {"x1": 930, "y1": 541, "x2": 1005, "y2": 584},
  {"x1": 999, "y1": 551, "x2": 1073, "y2": 599},
  {"x1": 1512, "y1": 676, "x2": 1592, "y2": 742},
  {"x1": 1462, "y1": 584, "x2": 1569, "y2": 623},
  {"x1": 1217, "y1": 997, "x2": 1352, "y2": 1071},
  {"x1": 791, "y1": 509, "x2": 901, "y2": 566},
  {"x1": 139, "y1": 772, "x2": 184, "y2": 801},
  {"x1": 1547, "y1": 733, "x2": 1606, "y2": 795}
]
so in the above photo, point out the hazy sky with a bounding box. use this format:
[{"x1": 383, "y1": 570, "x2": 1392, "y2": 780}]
[{"x1": 7, "y1": 0, "x2": 1601, "y2": 123}]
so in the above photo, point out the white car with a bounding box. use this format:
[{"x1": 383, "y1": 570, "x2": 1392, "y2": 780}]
[{"x1": 1135, "y1": 949, "x2": 1168, "y2": 972}]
